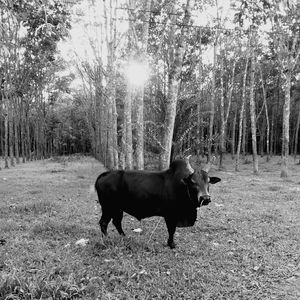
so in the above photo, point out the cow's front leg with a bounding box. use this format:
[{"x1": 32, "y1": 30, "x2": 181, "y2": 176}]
[{"x1": 165, "y1": 218, "x2": 176, "y2": 249}]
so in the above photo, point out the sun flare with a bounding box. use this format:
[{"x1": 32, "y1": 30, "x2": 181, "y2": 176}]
[{"x1": 125, "y1": 61, "x2": 149, "y2": 87}]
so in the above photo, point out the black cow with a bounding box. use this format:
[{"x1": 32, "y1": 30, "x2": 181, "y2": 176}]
[{"x1": 95, "y1": 157, "x2": 221, "y2": 248}]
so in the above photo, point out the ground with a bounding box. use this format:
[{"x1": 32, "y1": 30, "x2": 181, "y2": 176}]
[{"x1": 0, "y1": 155, "x2": 299, "y2": 300}]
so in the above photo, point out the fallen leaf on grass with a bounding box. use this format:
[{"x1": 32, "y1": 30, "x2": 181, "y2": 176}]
[
  {"x1": 75, "y1": 238, "x2": 89, "y2": 246},
  {"x1": 253, "y1": 265, "x2": 261, "y2": 271},
  {"x1": 131, "y1": 270, "x2": 147, "y2": 278},
  {"x1": 133, "y1": 228, "x2": 143, "y2": 233}
]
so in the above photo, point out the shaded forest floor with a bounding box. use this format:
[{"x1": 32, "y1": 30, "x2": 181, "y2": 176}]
[{"x1": 0, "y1": 155, "x2": 300, "y2": 299}]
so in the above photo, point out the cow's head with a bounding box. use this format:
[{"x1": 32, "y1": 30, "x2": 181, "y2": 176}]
[{"x1": 182, "y1": 156, "x2": 221, "y2": 207}]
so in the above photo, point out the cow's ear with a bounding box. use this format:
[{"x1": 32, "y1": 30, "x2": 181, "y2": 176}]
[{"x1": 209, "y1": 177, "x2": 221, "y2": 184}]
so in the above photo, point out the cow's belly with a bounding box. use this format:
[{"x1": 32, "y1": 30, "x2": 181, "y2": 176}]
[{"x1": 122, "y1": 194, "x2": 165, "y2": 220}]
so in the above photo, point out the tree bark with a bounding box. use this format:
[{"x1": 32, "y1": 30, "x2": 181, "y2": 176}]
[
  {"x1": 208, "y1": 36, "x2": 217, "y2": 162},
  {"x1": 249, "y1": 47, "x2": 258, "y2": 175},
  {"x1": 231, "y1": 104, "x2": 237, "y2": 160},
  {"x1": 259, "y1": 64, "x2": 270, "y2": 161},
  {"x1": 8, "y1": 100, "x2": 15, "y2": 167},
  {"x1": 235, "y1": 52, "x2": 249, "y2": 171},
  {"x1": 219, "y1": 55, "x2": 225, "y2": 169},
  {"x1": 294, "y1": 102, "x2": 300, "y2": 159},
  {"x1": 124, "y1": 86, "x2": 133, "y2": 169},
  {"x1": 20, "y1": 99, "x2": 26, "y2": 163},
  {"x1": 242, "y1": 107, "x2": 247, "y2": 159},
  {"x1": 104, "y1": 0, "x2": 118, "y2": 169},
  {"x1": 14, "y1": 98, "x2": 20, "y2": 164},
  {"x1": 160, "y1": 0, "x2": 193, "y2": 169},
  {"x1": 135, "y1": 0, "x2": 151, "y2": 170},
  {"x1": 196, "y1": 28, "x2": 203, "y2": 161},
  {"x1": 4, "y1": 104, "x2": 9, "y2": 168},
  {"x1": 281, "y1": 72, "x2": 291, "y2": 177},
  {"x1": 219, "y1": 55, "x2": 236, "y2": 169}
]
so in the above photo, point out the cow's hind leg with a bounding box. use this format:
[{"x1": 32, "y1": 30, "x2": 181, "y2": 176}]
[
  {"x1": 165, "y1": 218, "x2": 177, "y2": 249},
  {"x1": 99, "y1": 212, "x2": 112, "y2": 236},
  {"x1": 112, "y1": 211, "x2": 125, "y2": 236}
]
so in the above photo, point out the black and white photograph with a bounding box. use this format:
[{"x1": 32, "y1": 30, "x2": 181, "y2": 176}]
[{"x1": 0, "y1": 0, "x2": 299, "y2": 299}]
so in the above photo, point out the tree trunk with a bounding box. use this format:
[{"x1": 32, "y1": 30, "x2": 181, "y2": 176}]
[
  {"x1": 231, "y1": 104, "x2": 237, "y2": 160},
  {"x1": 208, "y1": 36, "x2": 217, "y2": 162},
  {"x1": 14, "y1": 99, "x2": 20, "y2": 164},
  {"x1": 124, "y1": 86, "x2": 133, "y2": 169},
  {"x1": 160, "y1": 0, "x2": 193, "y2": 169},
  {"x1": 20, "y1": 99, "x2": 26, "y2": 163},
  {"x1": 104, "y1": 0, "x2": 118, "y2": 169},
  {"x1": 0, "y1": 106, "x2": 3, "y2": 164},
  {"x1": 0, "y1": 112, "x2": 3, "y2": 161},
  {"x1": 219, "y1": 55, "x2": 225, "y2": 169},
  {"x1": 4, "y1": 105, "x2": 9, "y2": 168},
  {"x1": 249, "y1": 46, "x2": 258, "y2": 174},
  {"x1": 242, "y1": 108, "x2": 247, "y2": 160},
  {"x1": 219, "y1": 55, "x2": 236, "y2": 169},
  {"x1": 236, "y1": 53, "x2": 249, "y2": 171},
  {"x1": 270, "y1": 106, "x2": 275, "y2": 157},
  {"x1": 197, "y1": 28, "x2": 203, "y2": 161},
  {"x1": 294, "y1": 102, "x2": 300, "y2": 159},
  {"x1": 259, "y1": 65, "x2": 270, "y2": 161},
  {"x1": 260, "y1": 117, "x2": 266, "y2": 157},
  {"x1": 95, "y1": 86, "x2": 101, "y2": 161},
  {"x1": 281, "y1": 72, "x2": 291, "y2": 177},
  {"x1": 135, "y1": 87, "x2": 144, "y2": 170},
  {"x1": 25, "y1": 111, "x2": 31, "y2": 161},
  {"x1": 135, "y1": 0, "x2": 151, "y2": 170},
  {"x1": 8, "y1": 101, "x2": 15, "y2": 167}
]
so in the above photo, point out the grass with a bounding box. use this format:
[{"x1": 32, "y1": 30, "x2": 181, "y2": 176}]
[{"x1": 0, "y1": 155, "x2": 300, "y2": 299}]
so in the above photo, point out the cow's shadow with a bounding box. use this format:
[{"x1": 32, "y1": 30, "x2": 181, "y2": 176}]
[{"x1": 86, "y1": 234, "x2": 164, "y2": 257}]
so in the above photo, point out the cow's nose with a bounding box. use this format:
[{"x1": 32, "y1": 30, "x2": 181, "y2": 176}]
[{"x1": 200, "y1": 195, "x2": 211, "y2": 204}]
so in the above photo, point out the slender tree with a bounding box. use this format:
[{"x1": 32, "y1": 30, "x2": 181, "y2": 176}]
[
  {"x1": 294, "y1": 102, "x2": 300, "y2": 159},
  {"x1": 236, "y1": 43, "x2": 250, "y2": 171},
  {"x1": 160, "y1": 0, "x2": 193, "y2": 169},
  {"x1": 249, "y1": 31, "x2": 259, "y2": 174},
  {"x1": 259, "y1": 63, "x2": 270, "y2": 161}
]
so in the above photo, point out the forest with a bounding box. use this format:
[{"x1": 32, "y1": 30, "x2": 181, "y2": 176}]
[{"x1": 0, "y1": 0, "x2": 300, "y2": 177}]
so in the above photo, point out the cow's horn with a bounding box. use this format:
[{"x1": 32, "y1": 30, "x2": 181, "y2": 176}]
[
  {"x1": 185, "y1": 155, "x2": 194, "y2": 174},
  {"x1": 202, "y1": 155, "x2": 216, "y2": 173}
]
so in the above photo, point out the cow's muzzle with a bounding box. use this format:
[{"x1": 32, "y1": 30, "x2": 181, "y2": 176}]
[{"x1": 199, "y1": 195, "x2": 211, "y2": 206}]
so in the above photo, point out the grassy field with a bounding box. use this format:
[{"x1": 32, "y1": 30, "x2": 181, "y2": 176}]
[{"x1": 0, "y1": 155, "x2": 299, "y2": 300}]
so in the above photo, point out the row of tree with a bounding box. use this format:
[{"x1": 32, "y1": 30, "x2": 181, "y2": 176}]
[
  {"x1": 1, "y1": 0, "x2": 300, "y2": 178},
  {"x1": 0, "y1": 0, "x2": 71, "y2": 168}
]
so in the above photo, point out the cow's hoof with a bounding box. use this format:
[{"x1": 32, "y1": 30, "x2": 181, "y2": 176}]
[{"x1": 168, "y1": 241, "x2": 176, "y2": 249}]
